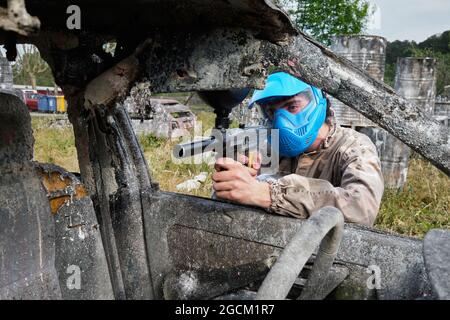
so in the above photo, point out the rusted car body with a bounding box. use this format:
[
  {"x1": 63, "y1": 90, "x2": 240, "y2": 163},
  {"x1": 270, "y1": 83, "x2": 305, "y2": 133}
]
[{"x1": 0, "y1": 0, "x2": 449, "y2": 300}]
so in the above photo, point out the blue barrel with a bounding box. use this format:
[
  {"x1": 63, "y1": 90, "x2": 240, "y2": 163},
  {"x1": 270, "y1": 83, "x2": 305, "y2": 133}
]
[
  {"x1": 47, "y1": 96, "x2": 57, "y2": 113},
  {"x1": 38, "y1": 95, "x2": 49, "y2": 112}
]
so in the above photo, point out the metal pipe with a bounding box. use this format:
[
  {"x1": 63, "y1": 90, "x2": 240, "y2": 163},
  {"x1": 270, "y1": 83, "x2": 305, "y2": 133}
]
[{"x1": 256, "y1": 206, "x2": 344, "y2": 300}]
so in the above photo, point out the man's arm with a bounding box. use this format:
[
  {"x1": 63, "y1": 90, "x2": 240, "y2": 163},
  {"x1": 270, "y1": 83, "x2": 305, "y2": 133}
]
[
  {"x1": 268, "y1": 140, "x2": 384, "y2": 226},
  {"x1": 213, "y1": 137, "x2": 384, "y2": 226}
]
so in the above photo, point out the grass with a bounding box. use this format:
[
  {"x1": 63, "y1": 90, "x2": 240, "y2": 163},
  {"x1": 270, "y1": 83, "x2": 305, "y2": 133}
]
[
  {"x1": 31, "y1": 113, "x2": 449, "y2": 238},
  {"x1": 31, "y1": 116, "x2": 79, "y2": 173},
  {"x1": 139, "y1": 109, "x2": 216, "y2": 198},
  {"x1": 374, "y1": 156, "x2": 450, "y2": 237},
  {"x1": 140, "y1": 135, "x2": 215, "y2": 198}
]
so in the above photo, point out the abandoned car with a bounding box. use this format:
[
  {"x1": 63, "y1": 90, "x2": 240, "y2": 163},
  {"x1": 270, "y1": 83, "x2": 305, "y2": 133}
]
[
  {"x1": 0, "y1": 0, "x2": 449, "y2": 300},
  {"x1": 127, "y1": 98, "x2": 196, "y2": 139}
]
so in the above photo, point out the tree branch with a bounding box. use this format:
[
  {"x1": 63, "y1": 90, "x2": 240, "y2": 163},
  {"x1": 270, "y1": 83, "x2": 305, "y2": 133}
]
[{"x1": 262, "y1": 32, "x2": 449, "y2": 175}]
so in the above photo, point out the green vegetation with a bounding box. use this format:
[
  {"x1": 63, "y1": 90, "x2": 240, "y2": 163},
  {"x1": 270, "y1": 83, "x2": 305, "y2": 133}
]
[
  {"x1": 139, "y1": 110, "x2": 216, "y2": 197},
  {"x1": 142, "y1": 137, "x2": 214, "y2": 198},
  {"x1": 384, "y1": 30, "x2": 450, "y2": 94},
  {"x1": 375, "y1": 156, "x2": 449, "y2": 237},
  {"x1": 281, "y1": 0, "x2": 371, "y2": 45},
  {"x1": 13, "y1": 45, "x2": 55, "y2": 88},
  {"x1": 31, "y1": 117, "x2": 79, "y2": 172},
  {"x1": 31, "y1": 113, "x2": 449, "y2": 238}
]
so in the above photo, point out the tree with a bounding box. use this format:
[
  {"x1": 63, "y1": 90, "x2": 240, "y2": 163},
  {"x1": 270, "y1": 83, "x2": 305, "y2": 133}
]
[
  {"x1": 418, "y1": 30, "x2": 450, "y2": 54},
  {"x1": 13, "y1": 45, "x2": 54, "y2": 88},
  {"x1": 385, "y1": 40, "x2": 416, "y2": 65},
  {"x1": 384, "y1": 31, "x2": 450, "y2": 94},
  {"x1": 280, "y1": 0, "x2": 371, "y2": 45}
]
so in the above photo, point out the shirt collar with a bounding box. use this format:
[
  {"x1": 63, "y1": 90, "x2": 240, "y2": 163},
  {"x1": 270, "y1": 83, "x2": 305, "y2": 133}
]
[{"x1": 323, "y1": 108, "x2": 338, "y2": 149}]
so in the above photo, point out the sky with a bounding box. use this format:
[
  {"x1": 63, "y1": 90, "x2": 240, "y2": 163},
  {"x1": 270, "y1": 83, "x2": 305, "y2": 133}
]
[{"x1": 366, "y1": 0, "x2": 450, "y2": 42}]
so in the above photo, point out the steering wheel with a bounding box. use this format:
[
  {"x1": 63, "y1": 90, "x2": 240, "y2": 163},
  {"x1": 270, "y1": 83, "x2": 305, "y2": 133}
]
[{"x1": 256, "y1": 206, "x2": 344, "y2": 300}]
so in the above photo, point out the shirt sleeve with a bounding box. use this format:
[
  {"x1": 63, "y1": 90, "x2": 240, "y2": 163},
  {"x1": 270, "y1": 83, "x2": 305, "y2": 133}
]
[{"x1": 268, "y1": 136, "x2": 384, "y2": 226}]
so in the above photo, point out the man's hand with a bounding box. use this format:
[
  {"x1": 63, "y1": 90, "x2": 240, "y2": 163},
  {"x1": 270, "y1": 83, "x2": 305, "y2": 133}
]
[
  {"x1": 212, "y1": 157, "x2": 271, "y2": 208},
  {"x1": 236, "y1": 152, "x2": 262, "y2": 178}
]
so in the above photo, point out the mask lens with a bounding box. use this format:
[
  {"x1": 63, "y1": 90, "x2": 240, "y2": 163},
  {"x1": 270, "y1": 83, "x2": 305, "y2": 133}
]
[
  {"x1": 257, "y1": 88, "x2": 317, "y2": 120},
  {"x1": 291, "y1": 88, "x2": 316, "y2": 112}
]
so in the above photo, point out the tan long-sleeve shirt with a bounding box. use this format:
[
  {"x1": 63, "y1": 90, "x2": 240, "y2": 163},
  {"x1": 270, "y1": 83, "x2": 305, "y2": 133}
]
[{"x1": 267, "y1": 118, "x2": 384, "y2": 226}]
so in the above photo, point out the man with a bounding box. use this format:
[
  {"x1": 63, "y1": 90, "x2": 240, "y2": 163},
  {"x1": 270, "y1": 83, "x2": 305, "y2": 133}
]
[{"x1": 212, "y1": 72, "x2": 384, "y2": 226}]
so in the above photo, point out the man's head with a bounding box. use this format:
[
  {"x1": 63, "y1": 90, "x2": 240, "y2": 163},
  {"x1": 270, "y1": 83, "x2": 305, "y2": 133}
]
[{"x1": 248, "y1": 72, "x2": 327, "y2": 157}]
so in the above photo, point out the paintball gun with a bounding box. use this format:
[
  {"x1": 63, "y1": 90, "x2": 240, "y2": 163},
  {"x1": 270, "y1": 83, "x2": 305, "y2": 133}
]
[{"x1": 172, "y1": 89, "x2": 275, "y2": 170}]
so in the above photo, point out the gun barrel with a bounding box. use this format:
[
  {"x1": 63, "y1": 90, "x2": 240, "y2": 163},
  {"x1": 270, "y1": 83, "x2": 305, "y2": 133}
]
[{"x1": 173, "y1": 137, "x2": 216, "y2": 159}]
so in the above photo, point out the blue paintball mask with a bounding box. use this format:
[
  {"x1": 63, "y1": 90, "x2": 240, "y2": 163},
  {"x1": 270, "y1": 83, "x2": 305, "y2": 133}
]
[{"x1": 248, "y1": 72, "x2": 327, "y2": 157}]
